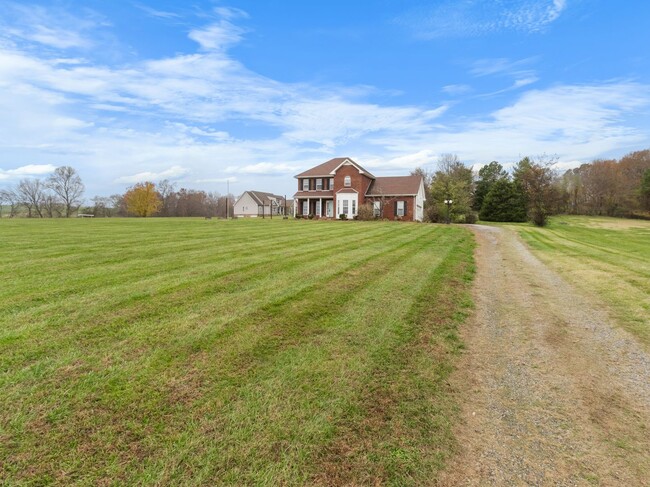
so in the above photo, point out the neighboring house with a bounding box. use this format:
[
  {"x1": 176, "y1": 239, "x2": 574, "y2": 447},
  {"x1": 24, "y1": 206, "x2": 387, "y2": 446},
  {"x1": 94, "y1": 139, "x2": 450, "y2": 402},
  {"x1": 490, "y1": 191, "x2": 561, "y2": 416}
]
[
  {"x1": 293, "y1": 157, "x2": 426, "y2": 221},
  {"x1": 233, "y1": 191, "x2": 287, "y2": 217}
]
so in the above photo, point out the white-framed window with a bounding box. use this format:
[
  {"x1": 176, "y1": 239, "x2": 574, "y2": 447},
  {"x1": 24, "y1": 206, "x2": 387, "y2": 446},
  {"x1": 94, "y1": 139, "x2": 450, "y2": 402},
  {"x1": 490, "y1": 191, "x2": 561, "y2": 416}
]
[
  {"x1": 329, "y1": 178, "x2": 334, "y2": 189},
  {"x1": 352, "y1": 200, "x2": 356, "y2": 215},
  {"x1": 342, "y1": 200, "x2": 349, "y2": 214},
  {"x1": 316, "y1": 200, "x2": 321, "y2": 216},
  {"x1": 316, "y1": 178, "x2": 323, "y2": 190},
  {"x1": 303, "y1": 201, "x2": 309, "y2": 215},
  {"x1": 396, "y1": 200, "x2": 405, "y2": 217},
  {"x1": 302, "y1": 179, "x2": 309, "y2": 191},
  {"x1": 344, "y1": 176, "x2": 351, "y2": 187},
  {"x1": 373, "y1": 201, "x2": 381, "y2": 217}
]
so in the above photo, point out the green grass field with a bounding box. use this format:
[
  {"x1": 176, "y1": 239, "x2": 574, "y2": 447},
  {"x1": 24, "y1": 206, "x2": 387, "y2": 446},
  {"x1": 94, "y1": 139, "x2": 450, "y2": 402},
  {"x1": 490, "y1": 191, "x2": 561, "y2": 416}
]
[
  {"x1": 0, "y1": 218, "x2": 474, "y2": 485},
  {"x1": 509, "y1": 216, "x2": 650, "y2": 346}
]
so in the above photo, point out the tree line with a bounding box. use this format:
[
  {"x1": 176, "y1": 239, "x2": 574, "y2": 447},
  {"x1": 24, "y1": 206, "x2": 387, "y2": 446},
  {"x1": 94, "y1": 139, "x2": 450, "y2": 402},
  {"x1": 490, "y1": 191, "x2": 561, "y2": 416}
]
[
  {"x1": 0, "y1": 170, "x2": 235, "y2": 218},
  {"x1": 99, "y1": 180, "x2": 235, "y2": 218},
  {"x1": 413, "y1": 149, "x2": 650, "y2": 226}
]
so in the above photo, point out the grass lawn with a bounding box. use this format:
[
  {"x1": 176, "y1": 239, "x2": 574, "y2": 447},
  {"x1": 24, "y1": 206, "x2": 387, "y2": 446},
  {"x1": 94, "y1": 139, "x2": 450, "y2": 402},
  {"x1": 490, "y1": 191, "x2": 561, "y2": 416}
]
[
  {"x1": 0, "y1": 218, "x2": 474, "y2": 485},
  {"x1": 503, "y1": 215, "x2": 650, "y2": 346}
]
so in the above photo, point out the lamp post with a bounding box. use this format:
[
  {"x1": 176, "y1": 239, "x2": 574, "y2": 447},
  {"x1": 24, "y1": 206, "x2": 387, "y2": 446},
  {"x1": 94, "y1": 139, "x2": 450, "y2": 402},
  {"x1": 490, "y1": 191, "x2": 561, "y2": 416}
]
[{"x1": 444, "y1": 198, "x2": 453, "y2": 224}]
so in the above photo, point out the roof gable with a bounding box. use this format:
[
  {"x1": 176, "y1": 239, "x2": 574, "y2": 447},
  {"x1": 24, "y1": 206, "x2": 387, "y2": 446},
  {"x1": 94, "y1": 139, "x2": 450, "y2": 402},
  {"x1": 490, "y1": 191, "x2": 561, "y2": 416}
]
[
  {"x1": 244, "y1": 190, "x2": 284, "y2": 205},
  {"x1": 294, "y1": 157, "x2": 375, "y2": 179}
]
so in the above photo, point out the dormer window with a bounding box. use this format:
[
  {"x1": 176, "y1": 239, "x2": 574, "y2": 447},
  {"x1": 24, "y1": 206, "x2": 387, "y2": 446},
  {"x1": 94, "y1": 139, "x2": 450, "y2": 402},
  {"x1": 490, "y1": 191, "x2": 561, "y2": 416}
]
[
  {"x1": 344, "y1": 176, "x2": 351, "y2": 187},
  {"x1": 302, "y1": 179, "x2": 309, "y2": 191},
  {"x1": 316, "y1": 178, "x2": 323, "y2": 190}
]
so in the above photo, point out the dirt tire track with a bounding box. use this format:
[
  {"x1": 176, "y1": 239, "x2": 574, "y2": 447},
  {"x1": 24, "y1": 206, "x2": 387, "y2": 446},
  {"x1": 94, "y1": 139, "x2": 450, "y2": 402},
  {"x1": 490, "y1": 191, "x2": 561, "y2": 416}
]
[{"x1": 439, "y1": 225, "x2": 650, "y2": 486}]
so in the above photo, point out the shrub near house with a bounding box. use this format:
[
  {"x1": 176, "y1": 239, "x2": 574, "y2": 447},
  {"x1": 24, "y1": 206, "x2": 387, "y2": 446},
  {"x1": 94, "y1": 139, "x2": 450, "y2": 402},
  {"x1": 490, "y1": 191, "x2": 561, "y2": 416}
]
[{"x1": 293, "y1": 157, "x2": 426, "y2": 221}]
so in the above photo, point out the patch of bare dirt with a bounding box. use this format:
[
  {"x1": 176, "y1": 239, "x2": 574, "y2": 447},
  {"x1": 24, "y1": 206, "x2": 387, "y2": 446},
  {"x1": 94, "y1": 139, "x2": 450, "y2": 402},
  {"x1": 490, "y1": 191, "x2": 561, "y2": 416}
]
[{"x1": 439, "y1": 225, "x2": 650, "y2": 486}]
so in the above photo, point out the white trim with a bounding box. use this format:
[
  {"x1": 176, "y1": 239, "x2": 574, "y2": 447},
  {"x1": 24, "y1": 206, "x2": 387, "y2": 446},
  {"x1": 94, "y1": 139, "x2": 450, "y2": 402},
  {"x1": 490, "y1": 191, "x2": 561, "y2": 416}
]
[
  {"x1": 328, "y1": 158, "x2": 374, "y2": 177},
  {"x1": 336, "y1": 188, "x2": 358, "y2": 193},
  {"x1": 335, "y1": 193, "x2": 358, "y2": 219}
]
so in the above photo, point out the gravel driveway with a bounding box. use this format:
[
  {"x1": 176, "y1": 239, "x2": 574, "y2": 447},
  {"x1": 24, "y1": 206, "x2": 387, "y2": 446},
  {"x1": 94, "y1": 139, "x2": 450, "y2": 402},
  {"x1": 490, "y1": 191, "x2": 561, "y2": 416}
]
[{"x1": 439, "y1": 225, "x2": 650, "y2": 486}]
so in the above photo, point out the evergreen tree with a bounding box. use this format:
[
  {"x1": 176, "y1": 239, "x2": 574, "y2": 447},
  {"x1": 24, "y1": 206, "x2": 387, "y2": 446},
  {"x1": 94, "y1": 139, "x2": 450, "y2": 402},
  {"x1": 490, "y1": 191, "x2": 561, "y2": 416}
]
[
  {"x1": 479, "y1": 179, "x2": 527, "y2": 222},
  {"x1": 473, "y1": 161, "x2": 508, "y2": 211}
]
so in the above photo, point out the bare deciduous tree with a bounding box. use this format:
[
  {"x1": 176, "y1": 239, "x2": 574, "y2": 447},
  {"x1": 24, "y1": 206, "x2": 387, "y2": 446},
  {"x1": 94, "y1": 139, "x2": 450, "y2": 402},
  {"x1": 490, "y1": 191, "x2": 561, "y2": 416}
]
[
  {"x1": 47, "y1": 166, "x2": 85, "y2": 217},
  {"x1": 17, "y1": 178, "x2": 45, "y2": 218},
  {"x1": 0, "y1": 189, "x2": 20, "y2": 218}
]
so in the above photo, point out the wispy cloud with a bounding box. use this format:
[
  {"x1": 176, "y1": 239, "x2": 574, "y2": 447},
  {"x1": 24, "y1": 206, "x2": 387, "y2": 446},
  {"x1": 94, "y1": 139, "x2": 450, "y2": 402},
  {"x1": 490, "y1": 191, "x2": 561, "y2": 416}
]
[
  {"x1": 0, "y1": 2, "x2": 107, "y2": 49},
  {"x1": 226, "y1": 163, "x2": 301, "y2": 175},
  {"x1": 442, "y1": 84, "x2": 473, "y2": 96},
  {"x1": 397, "y1": 0, "x2": 568, "y2": 39},
  {"x1": 135, "y1": 4, "x2": 180, "y2": 20},
  {"x1": 115, "y1": 165, "x2": 190, "y2": 184}
]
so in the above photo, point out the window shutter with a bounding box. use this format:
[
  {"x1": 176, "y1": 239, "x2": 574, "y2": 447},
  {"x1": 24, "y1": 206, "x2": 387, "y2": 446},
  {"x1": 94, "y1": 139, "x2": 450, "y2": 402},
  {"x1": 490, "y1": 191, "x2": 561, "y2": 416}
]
[
  {"x1": 394, "y1": 200, "x2": 398, "y2": 216},
  {"x1": 404, "y1": 200, "x2": 408, "y2": 216}
]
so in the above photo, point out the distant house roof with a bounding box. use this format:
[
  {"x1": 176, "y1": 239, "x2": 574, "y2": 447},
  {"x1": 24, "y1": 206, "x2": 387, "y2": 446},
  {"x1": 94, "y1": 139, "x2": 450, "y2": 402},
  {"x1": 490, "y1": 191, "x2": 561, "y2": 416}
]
[
  {"x1": 294, "y1": 157, "x2": 375, "y2": 178},
  {"x1": 244, "y1": 191, "x2": 285, "y2": 206},
  {"x1": 366, "y1": 176, "x2": 423, "y2": 196}
]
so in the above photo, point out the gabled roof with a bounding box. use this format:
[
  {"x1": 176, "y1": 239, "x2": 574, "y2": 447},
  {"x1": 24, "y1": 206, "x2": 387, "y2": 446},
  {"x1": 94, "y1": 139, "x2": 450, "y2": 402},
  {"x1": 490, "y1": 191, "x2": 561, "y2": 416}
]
[
  {"x1": 244, "y1": 190, "x2": 284, "y2": 206},
  {"x1": 366, "y1": 176, "x2": 423, "y2": 196},
  {"x1": 294, "y1": 157, "x2": 375, "y2": 179}
]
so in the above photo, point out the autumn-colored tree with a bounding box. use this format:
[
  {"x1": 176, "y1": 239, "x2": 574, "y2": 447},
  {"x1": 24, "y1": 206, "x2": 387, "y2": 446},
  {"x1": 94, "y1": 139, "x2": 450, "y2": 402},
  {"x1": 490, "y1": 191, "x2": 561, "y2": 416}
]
[
  {"x1": 429, "y1": 154, "x2": 474, "y2": 223},
  {"x1": 124, "y1": 182, "x2": 161, "y2": 217},
  {"x1": 513, "y1": 156, "x2": 558, "y2": 226}
]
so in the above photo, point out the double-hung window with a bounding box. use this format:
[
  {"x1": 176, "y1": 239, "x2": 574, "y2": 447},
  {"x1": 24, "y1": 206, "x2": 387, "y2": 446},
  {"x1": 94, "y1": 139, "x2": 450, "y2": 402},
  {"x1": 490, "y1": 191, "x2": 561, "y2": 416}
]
[
  {"x1": 329, "y1": 178, "x2": 334, "y2": 189},
  {"x1": 302, "y1": 179, "x2": 309, "y2": 191},
  {"x1": 316, "y1": 178, "x2": 323, "y2": 190},
  {"x1": 303, "y1": 201, "x2": 309, "y2": 215},
  {"x1": 396, "y1": 201, "x2": 405, "y2": 217},
  {"x1": 344, "y1": 176, "x2": 351, "y2": 187}
]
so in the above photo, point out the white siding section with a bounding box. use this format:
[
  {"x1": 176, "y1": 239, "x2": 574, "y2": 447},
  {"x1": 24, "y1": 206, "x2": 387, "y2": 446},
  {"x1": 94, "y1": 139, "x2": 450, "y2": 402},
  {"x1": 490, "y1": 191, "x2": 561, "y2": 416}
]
[
  {"x1": 414, "y1": 179, "x2": 426, "y2": 222},
  {"x1": 233, "y1": 192, "x2": 260, "y2": 217}
]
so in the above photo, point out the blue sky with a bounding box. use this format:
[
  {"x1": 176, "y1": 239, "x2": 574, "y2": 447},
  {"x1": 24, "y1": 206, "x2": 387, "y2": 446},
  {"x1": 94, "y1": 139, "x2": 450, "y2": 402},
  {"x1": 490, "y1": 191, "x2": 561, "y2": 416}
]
[{"x1": 1, "y1": 0, "x2": 649, "y2": 199}]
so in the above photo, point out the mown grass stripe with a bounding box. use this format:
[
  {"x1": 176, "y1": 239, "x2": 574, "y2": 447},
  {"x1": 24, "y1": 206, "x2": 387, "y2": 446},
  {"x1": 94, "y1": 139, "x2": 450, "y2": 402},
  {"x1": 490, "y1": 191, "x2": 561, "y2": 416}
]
[{"x1": 0, "y1": 219, "x2": 474, "y2": 486}]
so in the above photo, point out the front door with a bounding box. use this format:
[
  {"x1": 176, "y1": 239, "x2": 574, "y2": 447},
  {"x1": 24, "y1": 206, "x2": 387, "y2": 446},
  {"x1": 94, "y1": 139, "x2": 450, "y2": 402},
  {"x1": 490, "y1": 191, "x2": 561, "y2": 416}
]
[{"x1": 326, "y1": 200, "x2": 333, "y2": 217}]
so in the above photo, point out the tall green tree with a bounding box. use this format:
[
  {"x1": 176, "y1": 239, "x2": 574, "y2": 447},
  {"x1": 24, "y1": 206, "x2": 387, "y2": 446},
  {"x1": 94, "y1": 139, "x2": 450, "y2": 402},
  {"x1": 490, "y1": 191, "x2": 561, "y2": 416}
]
[
  {"x1": 479, "y1": 178, "x2": 527, "y2": 222},
  {"x1": 473, "y1": 161, "x2": 508, "y2": 211}
]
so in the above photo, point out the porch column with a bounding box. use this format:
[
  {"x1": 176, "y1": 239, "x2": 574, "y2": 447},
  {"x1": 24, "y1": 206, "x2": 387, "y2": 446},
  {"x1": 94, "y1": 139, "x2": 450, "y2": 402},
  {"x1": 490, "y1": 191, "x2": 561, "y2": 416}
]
[{"x1": 307, "y1": 197, "x2": 310, "y2": 216}]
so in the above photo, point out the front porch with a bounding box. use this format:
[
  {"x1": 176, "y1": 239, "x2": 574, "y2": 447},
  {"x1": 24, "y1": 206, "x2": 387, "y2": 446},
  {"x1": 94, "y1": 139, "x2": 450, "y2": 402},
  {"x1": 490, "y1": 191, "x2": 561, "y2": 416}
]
[{"x1": 295, "y1": 197, "x2": 334, "y2": 218}]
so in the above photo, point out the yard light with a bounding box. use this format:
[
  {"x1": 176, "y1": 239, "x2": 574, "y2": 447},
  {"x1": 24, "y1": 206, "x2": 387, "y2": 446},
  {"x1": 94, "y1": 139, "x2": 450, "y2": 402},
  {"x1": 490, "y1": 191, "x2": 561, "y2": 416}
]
[{"x1": 444, "y1": 199, "x2": 453, "y2": 224}]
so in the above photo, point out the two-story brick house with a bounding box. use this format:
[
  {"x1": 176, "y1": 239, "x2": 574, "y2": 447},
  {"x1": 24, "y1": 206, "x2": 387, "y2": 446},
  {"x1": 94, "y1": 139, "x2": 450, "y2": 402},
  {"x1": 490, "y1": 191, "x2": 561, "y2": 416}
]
[{"x1": 293, "y1": 157, "x2": 426, "y2": 221}]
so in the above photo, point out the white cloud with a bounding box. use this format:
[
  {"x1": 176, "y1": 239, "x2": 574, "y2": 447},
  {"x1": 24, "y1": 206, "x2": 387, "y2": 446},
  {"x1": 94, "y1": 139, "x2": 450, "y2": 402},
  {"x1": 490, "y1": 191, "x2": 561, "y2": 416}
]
[
  {"x1": 0, "y1": 163, "x2": 56, "y2": 180},
  {"x1": 196, "y1": 176, "x2": 238, "y2": 183},
  {"x1": 115, "y1": 165, "x2": 190, "y2": 184},
  {"x1": 0, "y1": 2, "x2": 106, "y2": 49},
  {"x1": 442, "y1": 84, "x2": 473, "y2": 96},
  {"x1": 225, "y1": 163, "x2": 301, "y2": 175},
  {"x1": 397, "y1": 0, "x2": 568, "y2": 39},
  {"x1": 188, "y1": 21, "x2": 245, "y2": 52}
]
